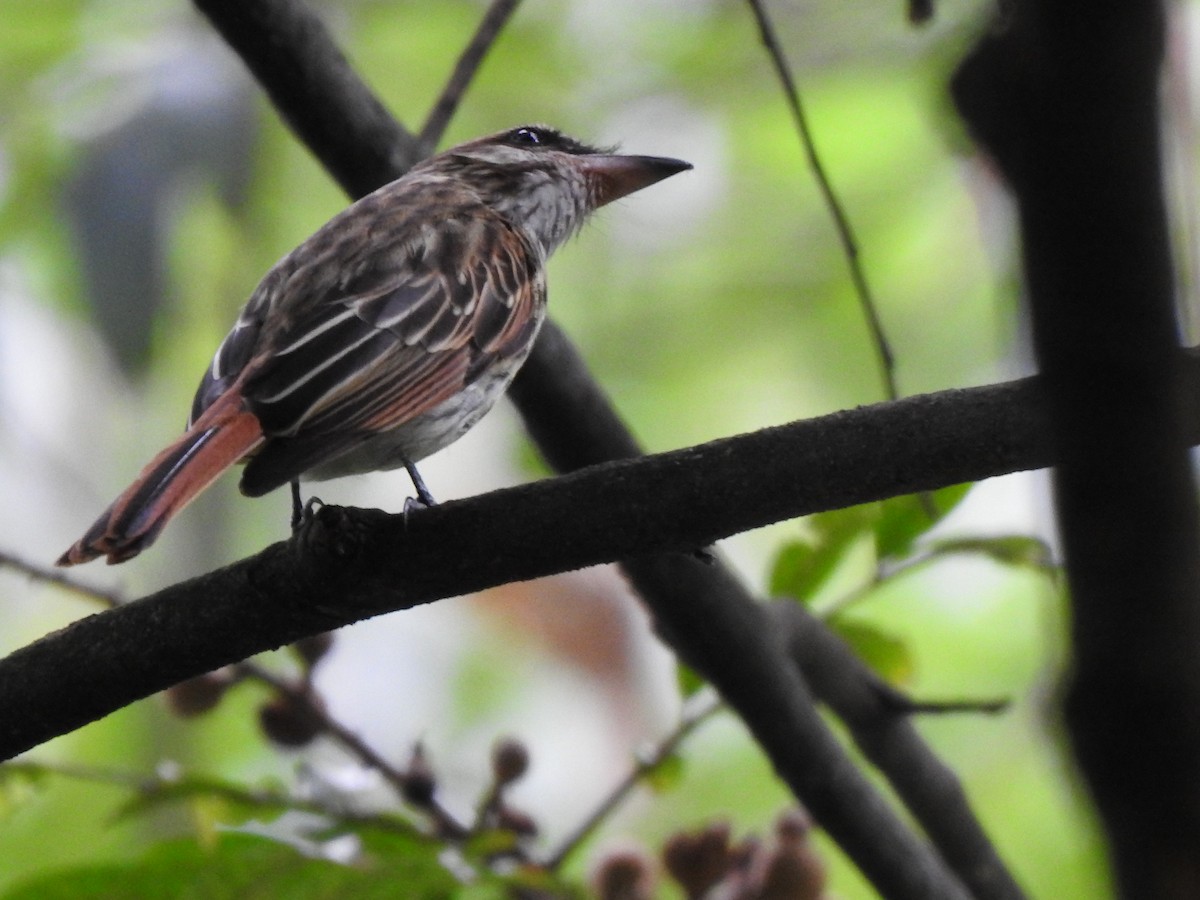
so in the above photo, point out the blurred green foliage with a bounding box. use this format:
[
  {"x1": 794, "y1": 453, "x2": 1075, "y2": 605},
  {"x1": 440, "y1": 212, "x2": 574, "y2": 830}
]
[
  {"x1": 3, "y1": 831, "x2": 461, "y2": 900},
  {"x1": 0, "y1": 0, "x2": 1111, "y2": 896}
]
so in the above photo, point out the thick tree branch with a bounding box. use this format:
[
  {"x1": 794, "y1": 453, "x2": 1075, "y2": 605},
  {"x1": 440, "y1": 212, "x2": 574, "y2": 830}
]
[
  {"x1": 954, "y1": 4, "x2": 1200, "y2": 895},
  {"x1": 3, "y1": 372, "x2": 1058, "y2": 762}
]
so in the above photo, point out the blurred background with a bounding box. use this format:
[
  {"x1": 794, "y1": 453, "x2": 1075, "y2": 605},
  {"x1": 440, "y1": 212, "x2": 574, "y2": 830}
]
[{"x1": 2, "y1": 0, "x2": 1165, "y2": 894}]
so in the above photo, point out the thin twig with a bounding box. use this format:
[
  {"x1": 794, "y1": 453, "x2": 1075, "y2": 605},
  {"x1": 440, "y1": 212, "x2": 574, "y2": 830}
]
[
  {"x1": 544, "y1": 690, "x2": 724, "y2": 870},
  {"x1": 234, "y1": 661, "x2": 470, "y2": 839},
  {"x1": 0, "y1": 549, "x2": 122, "y2": 607},
  {"x1": 745, "y1": 0, "x2": 899, "y2": 401},
  {"x1": 817, "y1": 554, "x2": 935, "y2": 618},
  {"x1": 888, "y1": 695, "x2": 1009, "y2": 715},
  {"x1": 419, "y1": 0, "x2": 523, "y2": 152}
]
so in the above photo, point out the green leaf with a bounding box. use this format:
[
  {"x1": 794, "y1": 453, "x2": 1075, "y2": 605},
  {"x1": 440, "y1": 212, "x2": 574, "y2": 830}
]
[
  {"x1": 0, "y1": 831, "x2": 458, "y2": 900},
  {"x1": 112, "y1": 773, "x2": 297, "y2": 826},
  {"x1": 875, "y1": 484, "x2": 973, "y2": 561},
  {"x1": 831, "y1": 619, "x2": 915, "y2": 686},
  {"x1": 343, "y1": 824, "x2": 431, "y2": 855},
  {"x1": 928, "y1": 535, "x2": 1055, "y2": 571},
  {"x1": 769, "y1": 504, "x2": 877, "y2": 602},
  {"x1": 810, "y1": 504, "x2": 880, "y2": 543},
  {"x1": 112, "y1": 772, "x2": 429, "y2": 856},
  {"x1": 462, "y1": 828, "x2": 521, "y2": 861}
]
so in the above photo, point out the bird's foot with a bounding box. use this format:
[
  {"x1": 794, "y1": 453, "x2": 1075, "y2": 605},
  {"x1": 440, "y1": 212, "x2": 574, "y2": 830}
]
[
  {"x1": 404, "y1": 461, "x2": 438, "y2": 508},
  {"x1": 402, "y1": 493, "x2": 433, "y2": 530},
  {"x1": 290, "y1": 480, "x2": 324, "y2": 531}
]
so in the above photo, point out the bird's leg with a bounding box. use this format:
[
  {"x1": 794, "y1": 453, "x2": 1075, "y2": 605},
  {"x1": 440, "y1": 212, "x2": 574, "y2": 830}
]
[
  {"x1": 403, "y1": 461, "x2": 437, "y2": 512},
  {"x1": 290, "y1": 480, "x2": 304, "y2": 530}
]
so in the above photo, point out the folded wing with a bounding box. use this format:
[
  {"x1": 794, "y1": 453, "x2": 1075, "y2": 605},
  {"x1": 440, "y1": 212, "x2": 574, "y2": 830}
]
[{"x1": 226, "y1": 208, "x2": 544, "y2": 496}]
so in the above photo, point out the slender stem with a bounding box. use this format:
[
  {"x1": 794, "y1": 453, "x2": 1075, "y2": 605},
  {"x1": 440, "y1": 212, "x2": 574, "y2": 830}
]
[
  {"x1": 234, "y1": 661, "x2": 468, "y2": 840},
  {"x1": 419, "y1": 0, "x2": 523, "y2": 152},
  {"x1": 744, "y1": 0, "x2": 899, "y2": 401},
  {"x1": 818, "y1": 553, "x2": 937, "y2": 618},
  {"x1": 0, "y1": 549, "x2": 123, "y2": 607},
  {"x1": 544, "y1": 691, "x2": 723, "y2": 870},
  {"x1": 891, "y1": 696, "x2": 1009, "y2": 715}
]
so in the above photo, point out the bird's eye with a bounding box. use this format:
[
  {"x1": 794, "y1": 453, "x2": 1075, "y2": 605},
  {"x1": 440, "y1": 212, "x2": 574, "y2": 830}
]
[{"x1": 510, "y1": 126, "x2": 554, "y2": 147}]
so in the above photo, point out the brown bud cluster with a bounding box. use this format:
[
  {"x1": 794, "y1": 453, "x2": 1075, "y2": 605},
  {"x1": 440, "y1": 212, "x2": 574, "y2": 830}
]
[{"x1": 659, "y1": 811, "x2": 827, "y2": 900}]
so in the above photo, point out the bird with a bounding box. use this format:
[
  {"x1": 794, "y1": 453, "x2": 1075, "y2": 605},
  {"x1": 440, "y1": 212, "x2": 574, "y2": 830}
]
[{"x1": 58, "y1": 125, "x2": 691, "y2": 566}]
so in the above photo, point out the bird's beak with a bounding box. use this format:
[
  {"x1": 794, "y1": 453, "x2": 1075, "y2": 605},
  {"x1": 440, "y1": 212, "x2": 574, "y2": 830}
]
[{"x1": 581, "y1": 154, "x2": 693, "y2": 208}]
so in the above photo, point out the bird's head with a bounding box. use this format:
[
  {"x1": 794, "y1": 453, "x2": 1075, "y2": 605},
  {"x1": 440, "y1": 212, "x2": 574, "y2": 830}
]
[{"x1": 419, "y1": 125, "x2": 692, "y2": 256}]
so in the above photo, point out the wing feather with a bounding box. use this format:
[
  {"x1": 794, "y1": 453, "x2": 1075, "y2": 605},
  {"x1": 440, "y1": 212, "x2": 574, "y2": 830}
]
[{"x1": 210, "y1": 197, "x2": 544, "y2": 491}]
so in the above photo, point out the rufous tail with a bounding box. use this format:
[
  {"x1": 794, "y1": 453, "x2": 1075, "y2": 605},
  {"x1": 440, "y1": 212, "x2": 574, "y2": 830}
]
[{"x1": 57, "y1": 393, "x2": 265, "y2": 566}]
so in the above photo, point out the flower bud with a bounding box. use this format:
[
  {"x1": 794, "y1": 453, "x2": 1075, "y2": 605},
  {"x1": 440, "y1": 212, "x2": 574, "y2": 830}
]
[
  {"x1": 491, "y1": 737, "x2": 530, "y2": 786},
  {"x1": 756, "y1": 841, "x2": 826, "y2": 900},
  {"x1": 756, "y1": 810, "x2": 826, "y2": 900},
  {"x1": 258, "y1": 690, "x2": 325, "y2": 747},
  {"x1": 662, "y1": 821, "x2": 733, "y2": 898},
  {"x1": 165, "y1": 671, "x2": 232, "y2": 717},
  {"x1": 592, "y1": 846, "x2": 657, "y2": 900},
  {"x1": 402, "y1": 744, "x2": 437, "y2": 808},
  {"x1": 291, "y1": 632, "x2": 335, "y2": 669}
]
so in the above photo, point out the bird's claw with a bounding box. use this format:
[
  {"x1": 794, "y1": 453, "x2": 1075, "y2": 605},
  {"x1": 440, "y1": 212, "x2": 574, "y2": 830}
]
[
  {"x1": 402, "y1": 493, "x2": 433, "y2": 530},
  {"x1": 403, "y1": 495, "x2": 432, "y2": 514},
  {"x1": 290, "y1": 482, "x2": 324, "y2": 532}
]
